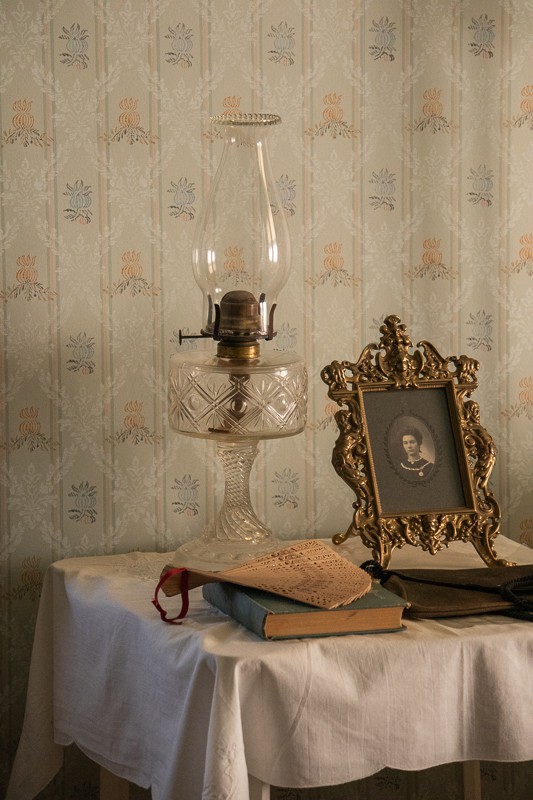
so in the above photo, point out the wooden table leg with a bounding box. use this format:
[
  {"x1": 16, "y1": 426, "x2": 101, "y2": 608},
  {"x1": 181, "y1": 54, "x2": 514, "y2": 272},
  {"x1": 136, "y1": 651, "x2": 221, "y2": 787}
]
[
  {"x1": 248, "y1": 774, "x2": 270, "y2": 800},
  {"x1": 462, "y1": 760, "x2": 482, "y2": 800},
  {"x1": 100, "y1": 766, "x2": 130, "y2": 800}
]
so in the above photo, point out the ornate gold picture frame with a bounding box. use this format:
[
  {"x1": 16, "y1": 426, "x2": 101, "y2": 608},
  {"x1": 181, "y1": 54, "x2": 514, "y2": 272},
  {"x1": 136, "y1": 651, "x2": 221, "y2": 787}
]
[{"x1": 321, "y1": 315, "x2": 511, "y2": 568}]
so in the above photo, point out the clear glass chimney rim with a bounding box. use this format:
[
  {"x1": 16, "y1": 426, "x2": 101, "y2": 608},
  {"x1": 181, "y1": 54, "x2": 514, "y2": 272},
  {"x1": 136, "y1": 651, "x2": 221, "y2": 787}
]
[
  {"x1": 209, "y1": 113, "x2": 281, "y2": 151},
  {"x1": 210, "y1": 112, "x2": 282, "y2": 129}
]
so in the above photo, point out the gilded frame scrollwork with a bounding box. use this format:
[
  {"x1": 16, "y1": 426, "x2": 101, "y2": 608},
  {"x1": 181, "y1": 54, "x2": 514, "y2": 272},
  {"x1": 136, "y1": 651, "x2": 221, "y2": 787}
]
[{"x1": 321, "y1": 315, "x2": 512, "y2": 568}]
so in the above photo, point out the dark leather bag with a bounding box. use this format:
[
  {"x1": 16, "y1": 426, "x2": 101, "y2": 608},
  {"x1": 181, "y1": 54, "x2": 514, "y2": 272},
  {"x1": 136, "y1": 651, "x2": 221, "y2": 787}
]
[{"x1": 360, "y1": 561, "x2": 533, "y2": 620}]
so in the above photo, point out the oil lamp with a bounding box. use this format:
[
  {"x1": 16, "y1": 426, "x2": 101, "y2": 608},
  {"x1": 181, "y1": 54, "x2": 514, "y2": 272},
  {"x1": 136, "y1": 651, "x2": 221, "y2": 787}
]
[{"x1": 168, "y1": 113, "x2": 307, "y2": 569}]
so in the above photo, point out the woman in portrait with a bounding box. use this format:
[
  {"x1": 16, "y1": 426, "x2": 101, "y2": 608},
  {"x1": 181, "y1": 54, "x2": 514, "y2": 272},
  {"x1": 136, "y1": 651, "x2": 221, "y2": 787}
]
[{"x1": 399, "y1": 426, "x2": 434, "y2": 479}]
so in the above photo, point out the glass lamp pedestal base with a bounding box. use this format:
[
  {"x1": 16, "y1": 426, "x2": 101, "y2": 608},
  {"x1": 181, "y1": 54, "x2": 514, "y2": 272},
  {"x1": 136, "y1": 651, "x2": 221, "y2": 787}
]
[
  {"x1": 173, "y1": 440, "x2": 280, "y2": 571},
  {"x1": 168, "y1": 345, "x2": 307, "y2": 571}
]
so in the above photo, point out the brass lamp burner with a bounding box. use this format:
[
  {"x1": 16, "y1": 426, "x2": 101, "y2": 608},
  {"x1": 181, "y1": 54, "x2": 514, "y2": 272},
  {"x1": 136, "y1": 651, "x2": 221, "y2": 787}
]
[
  {"x1": 216, "y1": 291, "x2": 265, "y2": 359},
  {"x1": 180, "y1": 290, "x2": 277, "y2": 360}
]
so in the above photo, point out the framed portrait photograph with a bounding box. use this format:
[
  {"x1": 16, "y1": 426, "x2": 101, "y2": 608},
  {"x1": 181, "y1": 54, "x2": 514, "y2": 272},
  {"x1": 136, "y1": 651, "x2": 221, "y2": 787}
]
[
  {"x1": 321, "y1": 315, "x2": 510, "y2": 569},
  {"x1": 360, "y1": 381, "x2": 475, "y2": 517}
]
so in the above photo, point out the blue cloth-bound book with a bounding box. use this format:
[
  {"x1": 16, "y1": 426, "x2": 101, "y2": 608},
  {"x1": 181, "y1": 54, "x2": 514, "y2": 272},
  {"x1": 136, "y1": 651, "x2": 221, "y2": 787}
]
[{"x1": 202, "y1": 581, "x2": 407, "y2": 640}]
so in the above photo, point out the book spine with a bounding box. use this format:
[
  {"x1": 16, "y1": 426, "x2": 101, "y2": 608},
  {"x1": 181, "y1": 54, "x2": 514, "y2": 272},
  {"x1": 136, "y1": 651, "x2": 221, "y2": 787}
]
[{"x1": 203, "y1": 583, "x2": 268, "y2": 639}]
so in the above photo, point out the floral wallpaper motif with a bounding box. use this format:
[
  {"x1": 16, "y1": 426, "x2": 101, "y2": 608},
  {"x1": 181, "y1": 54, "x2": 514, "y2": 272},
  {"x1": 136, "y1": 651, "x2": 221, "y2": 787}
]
[
  {"x1": 307, "y1": 92, "x2": 360, "y2": 139},
  {"x1": 59, "y1": 23, "x2": 90, "y2": 70},
  {"x1": 2, "y1": 1, "x2": 533, "y2": 798},
  {"x1": 2, "y1": 99, "x2": 52, "y2": 147}
]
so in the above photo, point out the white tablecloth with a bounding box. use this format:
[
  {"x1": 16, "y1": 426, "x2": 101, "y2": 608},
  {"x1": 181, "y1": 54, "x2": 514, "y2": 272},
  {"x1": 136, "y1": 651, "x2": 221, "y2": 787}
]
[{"x1": 6, "y1": 536, "x2": 533, "y2": 800}]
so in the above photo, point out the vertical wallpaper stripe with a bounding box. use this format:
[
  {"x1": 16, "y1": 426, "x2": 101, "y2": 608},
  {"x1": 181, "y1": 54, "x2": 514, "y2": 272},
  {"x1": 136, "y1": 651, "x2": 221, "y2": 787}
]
[
  {"x1": 450, "y1": 2, "x2": 460, "y2": 357},
  {"x1": 402, "y1": 5, "x2": 412, "y2": 329},
  {"x1": 96, "y1": 2, "x2": 114, "y2": 551},
  {"x1": 499, "y1": 4, "x2": 510, "y2": 527},
  {"x1": 301, "y1": 7, "x2": 313, "y2": 528},
  {"x1": 355, "y1": 6, "x2": 363, "y2": 344},
  {"x1": 151, "y1": 9, "x2": 162, "y2": 548},
  {"x1": 44, "y1": 5, "x2": 61, "y2": 560}
]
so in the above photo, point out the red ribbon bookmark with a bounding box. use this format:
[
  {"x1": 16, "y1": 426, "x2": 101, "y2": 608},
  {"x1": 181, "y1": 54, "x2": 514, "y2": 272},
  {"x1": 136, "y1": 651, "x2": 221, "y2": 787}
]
[{"x1": 152, "y1": 567, "x2": 190, "y2": 624}]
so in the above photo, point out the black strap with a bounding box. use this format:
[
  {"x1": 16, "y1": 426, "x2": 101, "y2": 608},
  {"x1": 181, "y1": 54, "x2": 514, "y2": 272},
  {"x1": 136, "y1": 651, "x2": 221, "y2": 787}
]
[
  {"x1": 499, "y1": 575, "x2": 533, "y2": 620},
  {"x1": 360, "y1": 560, "x2": 533, "y2": 621}
]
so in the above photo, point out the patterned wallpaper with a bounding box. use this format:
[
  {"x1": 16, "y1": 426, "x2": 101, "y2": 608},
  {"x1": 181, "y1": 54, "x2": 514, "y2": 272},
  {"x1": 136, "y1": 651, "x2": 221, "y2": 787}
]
[{"x1": 2, "y1": 0, "x2": 533, "y2": 797}]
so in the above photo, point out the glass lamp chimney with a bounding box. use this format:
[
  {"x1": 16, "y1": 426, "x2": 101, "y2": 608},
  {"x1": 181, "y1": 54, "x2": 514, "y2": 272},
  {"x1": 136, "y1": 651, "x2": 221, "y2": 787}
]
[{"x1": 191, "y1": 113, "x2": 290, "y2": 345}]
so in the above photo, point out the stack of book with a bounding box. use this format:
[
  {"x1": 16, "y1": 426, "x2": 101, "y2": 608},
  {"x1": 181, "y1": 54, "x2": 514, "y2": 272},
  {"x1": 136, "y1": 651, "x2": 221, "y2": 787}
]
[{"x1": 159, "y1": 539, "x2": 406, "y2": 640}]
